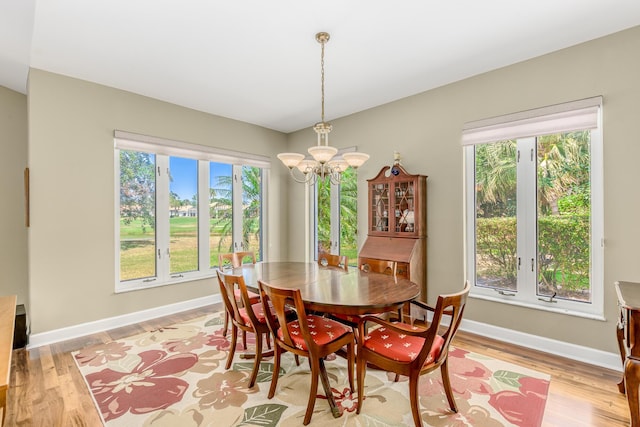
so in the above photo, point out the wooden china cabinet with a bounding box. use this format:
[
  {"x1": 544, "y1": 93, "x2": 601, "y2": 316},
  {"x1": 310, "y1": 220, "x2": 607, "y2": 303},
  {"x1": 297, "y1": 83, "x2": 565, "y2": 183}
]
[{"x1": 358, "y1": 164, "x2": 427, "y2": 302}]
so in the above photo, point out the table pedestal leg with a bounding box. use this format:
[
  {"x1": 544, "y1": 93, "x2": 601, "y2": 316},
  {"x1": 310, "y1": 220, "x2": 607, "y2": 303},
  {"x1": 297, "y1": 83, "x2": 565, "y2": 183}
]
[{"x1": 318, "y1": 358, "x2": 341, "y2": 418}]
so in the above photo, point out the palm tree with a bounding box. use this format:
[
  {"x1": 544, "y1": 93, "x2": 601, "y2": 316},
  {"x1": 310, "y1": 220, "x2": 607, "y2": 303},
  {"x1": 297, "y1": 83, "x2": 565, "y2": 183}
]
[
  {"x1": 317, "y1": 167, "x2": 358, "y2": 256},
  {"x1": 475, "y1": 140, "x2": 517, "y2": 218},
  {"x1": 537, "y1": 131, "x2": 590, "y2": 215},
  {"x1": 209, "y1": 166, "x2": 262, "y2": 256}
]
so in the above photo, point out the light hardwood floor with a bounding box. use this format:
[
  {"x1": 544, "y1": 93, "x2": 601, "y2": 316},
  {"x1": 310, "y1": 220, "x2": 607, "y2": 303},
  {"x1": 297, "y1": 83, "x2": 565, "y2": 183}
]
[{"x1": 4, "y1": 304, "x2": 631, "y2": 426}]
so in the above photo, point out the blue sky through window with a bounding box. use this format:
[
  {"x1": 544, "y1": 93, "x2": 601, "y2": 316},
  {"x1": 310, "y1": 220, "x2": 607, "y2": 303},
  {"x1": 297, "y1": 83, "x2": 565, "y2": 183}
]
[{"x1": 169, "y1": 157, "x2": 231, "y2": 201}]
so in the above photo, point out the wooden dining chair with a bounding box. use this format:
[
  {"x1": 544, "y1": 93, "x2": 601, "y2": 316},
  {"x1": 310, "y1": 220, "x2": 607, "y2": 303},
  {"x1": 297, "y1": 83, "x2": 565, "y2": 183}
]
[
  {"x1": 359, "y1": 258, "x2": 397, "y2": 276},
  {"x1": 330, "y1": 259, "x2": 399, "y2": 328},
  {"x1": 218, "y1": 251, "x2": 260, "y2": 337},
  {"x1": 218, "y1": 251, "x2": 256, "y2": 269},
  {"x1": 216, "y1": 270, "x2": 272, "y2": 388},
  {"x1": 317, "y1": 252, "x2": 348, "y2": 271},
  {"x1": 356, "y1": 281, "x2": 471, "y2": 427},
  {"x1": 258, "y1": 280, "x2": 356, "y2": 426}
]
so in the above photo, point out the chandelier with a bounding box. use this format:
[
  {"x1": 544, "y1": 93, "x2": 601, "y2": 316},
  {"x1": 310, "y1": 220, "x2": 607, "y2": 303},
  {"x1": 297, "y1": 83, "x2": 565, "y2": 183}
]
[{"x1": 277, "y1": 32, "x2": 369, "y2": 185}]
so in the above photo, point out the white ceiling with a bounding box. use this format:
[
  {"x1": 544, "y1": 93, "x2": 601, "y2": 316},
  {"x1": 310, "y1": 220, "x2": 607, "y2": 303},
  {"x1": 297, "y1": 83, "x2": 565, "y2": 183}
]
[{"x1": 2, "y1": 1, "x2": 640, "y2": 133}]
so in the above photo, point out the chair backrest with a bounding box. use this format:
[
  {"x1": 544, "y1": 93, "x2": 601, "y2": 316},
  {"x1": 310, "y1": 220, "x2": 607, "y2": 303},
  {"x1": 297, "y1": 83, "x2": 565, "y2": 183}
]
[
  {"x1": 318, "y1": 252, "x2": 348, "y2": 271},
  {"x1": 218, "y1": 251, "x2": 257, "y2": 269},
  {"x1": 420, "y1": 281, "x2": 471, "y2": 366},
  {"x1": 216, "y1": 270, "x2": 257, "y2": 329},
  {"x1": 258, "y1": 280, "x2": 313, "y2": 352},
  {"x1": 359, "y1": 259, "x2": 397, "y2": 277}
]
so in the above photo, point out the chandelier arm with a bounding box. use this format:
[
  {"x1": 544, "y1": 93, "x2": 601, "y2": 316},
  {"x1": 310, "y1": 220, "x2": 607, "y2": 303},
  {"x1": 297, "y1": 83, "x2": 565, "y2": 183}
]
[
  {"x1": 289, "y1": 167, "x2": 309, "y2": 184},
  {"x1": 288, "y1": 167, "x2": 317, "y2": 184}
]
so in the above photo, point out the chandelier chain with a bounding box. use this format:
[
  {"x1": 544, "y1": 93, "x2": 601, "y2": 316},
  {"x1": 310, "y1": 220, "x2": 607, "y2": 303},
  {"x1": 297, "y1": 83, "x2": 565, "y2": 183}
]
[{"x1": 320, "y1": 37, "x2": 325, "y2": 123}]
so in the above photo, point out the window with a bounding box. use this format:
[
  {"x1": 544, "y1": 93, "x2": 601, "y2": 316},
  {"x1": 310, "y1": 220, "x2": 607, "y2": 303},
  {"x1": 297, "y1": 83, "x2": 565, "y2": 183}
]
[
  {"x1": 312, "y1": 149, "x2": 361, "y2": 267},
  {"x1": 208, "y1": 163, "x2": 264, "y2": 263},
  {"x1": 115, "y1": 131, "x2": 269, "y2": 292},
  {"x1": 463, "y1": 97, "x2": 603, "y2": 317}
]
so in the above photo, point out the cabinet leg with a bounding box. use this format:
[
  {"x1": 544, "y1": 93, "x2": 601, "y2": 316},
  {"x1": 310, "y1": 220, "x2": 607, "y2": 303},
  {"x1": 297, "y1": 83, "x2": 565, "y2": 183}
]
[{"x1": 625, "y1": 358, "x2": 640, "y2": 427}]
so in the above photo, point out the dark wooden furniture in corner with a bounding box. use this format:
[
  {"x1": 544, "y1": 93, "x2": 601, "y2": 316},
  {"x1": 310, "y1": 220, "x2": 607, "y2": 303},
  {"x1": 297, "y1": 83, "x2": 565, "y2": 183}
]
[
  {"x1": 0, "y1": 295, "x2": 16, "y2": 426},
  {"x1": 359, "y1": 164, "x2": 427, "y2": 303},
  {"x1": 616, "y1": 281, "x2": 640, "y2": 427}
]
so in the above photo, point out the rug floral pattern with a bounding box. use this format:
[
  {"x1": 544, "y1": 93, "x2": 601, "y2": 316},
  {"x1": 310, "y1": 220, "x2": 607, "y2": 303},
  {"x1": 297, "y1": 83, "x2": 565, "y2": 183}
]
[{"x1": 73, "y1": 313, "x2": 550, "y2": 426}]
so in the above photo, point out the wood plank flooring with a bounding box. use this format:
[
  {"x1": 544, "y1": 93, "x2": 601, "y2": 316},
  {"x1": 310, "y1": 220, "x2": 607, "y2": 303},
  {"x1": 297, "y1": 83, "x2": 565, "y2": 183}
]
[{"x1": 3, "y1": 304, "x2": 631, "y2": 426}]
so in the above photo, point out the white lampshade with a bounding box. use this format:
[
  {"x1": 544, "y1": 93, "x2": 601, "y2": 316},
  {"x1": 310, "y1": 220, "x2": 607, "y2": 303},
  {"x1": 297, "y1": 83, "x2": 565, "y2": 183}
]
[
  {"x1": 308, "y1": 145, "x2": 338, "y2": 164},
  {"x1": 327, "y1": 157, "x2": 349, "y2": 173},
  {"x1": 296, "y1": 159, "x2": 318, "y2": 173},
  {"x1": 343, "y1": 152, "x2": 370, "y2": 169},
  {"x1": 277, "y1": 152, "x2": 305, "y2": 168}
]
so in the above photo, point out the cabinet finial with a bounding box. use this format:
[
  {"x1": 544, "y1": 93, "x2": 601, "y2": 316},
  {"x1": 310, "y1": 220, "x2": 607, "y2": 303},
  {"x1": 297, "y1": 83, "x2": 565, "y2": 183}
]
[{"x1": 391, "y1": 152, "x2": 401, "y2": 176}]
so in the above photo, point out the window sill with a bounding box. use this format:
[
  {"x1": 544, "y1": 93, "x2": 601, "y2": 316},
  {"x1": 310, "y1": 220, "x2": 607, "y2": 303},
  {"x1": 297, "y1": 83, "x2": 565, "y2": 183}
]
[
  {"x1": 115, "y1": 271, "x2": 217, "y2": 294},
  {"x1": 469, "y1": 292, "x2": 606, "y2": 321}
]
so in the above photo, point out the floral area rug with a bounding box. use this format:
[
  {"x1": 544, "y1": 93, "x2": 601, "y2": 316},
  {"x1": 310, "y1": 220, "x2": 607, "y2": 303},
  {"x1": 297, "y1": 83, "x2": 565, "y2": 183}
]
[{"x1": 73, "y1": 312, "x2": 550, "y2": 426}]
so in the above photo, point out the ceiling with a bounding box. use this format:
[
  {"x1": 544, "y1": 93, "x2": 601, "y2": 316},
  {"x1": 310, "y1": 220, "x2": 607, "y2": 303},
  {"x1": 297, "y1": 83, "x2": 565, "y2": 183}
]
[{"x1": 2, "y1": 1, "x2": 640, "y2": 133}]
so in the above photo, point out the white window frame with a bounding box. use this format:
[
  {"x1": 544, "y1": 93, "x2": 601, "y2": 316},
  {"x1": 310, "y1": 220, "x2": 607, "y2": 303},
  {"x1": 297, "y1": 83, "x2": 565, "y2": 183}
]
[
  {"x1": 309, "y1": 147, "x2": 357, "y2": 260},
  {"x1": 114, "y1": 131, "x2": 270, "y2": 293},
  {"x1": 463, "y1": 97, "x2": 604, "y2": 319}
]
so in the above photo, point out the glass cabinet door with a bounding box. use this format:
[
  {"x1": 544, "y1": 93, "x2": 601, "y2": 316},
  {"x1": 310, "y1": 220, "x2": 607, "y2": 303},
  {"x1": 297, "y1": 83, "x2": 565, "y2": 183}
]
[
  {"x1": 371, "y1": 183, "x2": 390, "y2": 232},
  {"x1": 394, "y1": 181, "x2": 415, "y2": 234}
]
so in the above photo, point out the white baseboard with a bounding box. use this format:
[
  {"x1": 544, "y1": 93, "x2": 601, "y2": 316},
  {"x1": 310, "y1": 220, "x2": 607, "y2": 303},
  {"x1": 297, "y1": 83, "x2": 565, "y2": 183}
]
[
  {"x1": 460, "y1": 318, "x2": 623, "y2": 372},
  {"x1": 27, "y1": 294, "x2": 221, "y2": 349},
  {"x1": 26, "y1": 295, "x2": 623, "y2": 373}
]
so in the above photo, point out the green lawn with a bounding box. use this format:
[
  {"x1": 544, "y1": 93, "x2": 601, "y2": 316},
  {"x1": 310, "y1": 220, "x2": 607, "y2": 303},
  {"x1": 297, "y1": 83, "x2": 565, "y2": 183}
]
[
  {"x1": 120, "y1": 218, "x2": 358, "y2": 280},
  {"x1": 120, "y1": 218, "x2": 259, "y2": 280}
]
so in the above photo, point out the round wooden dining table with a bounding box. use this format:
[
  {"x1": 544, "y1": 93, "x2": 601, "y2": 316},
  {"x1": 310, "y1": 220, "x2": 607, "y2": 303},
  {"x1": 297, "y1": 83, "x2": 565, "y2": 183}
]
[
  {"x1": 228, "y1": 261, "x2": 420, "y2": 418},
  {"x1": 231, "y1": 261, "x2": 420, "y2": 315}
]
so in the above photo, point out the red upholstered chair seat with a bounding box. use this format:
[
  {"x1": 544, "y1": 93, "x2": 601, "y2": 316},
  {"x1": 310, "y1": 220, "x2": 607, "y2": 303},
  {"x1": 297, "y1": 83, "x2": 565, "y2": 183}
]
[
  {"x1": 278, "y1": 315, "x2": 351, "y2": 351},
  {"x1": 240, "y1": 302, "x2": 293, "y2": 325},
  {"x1": 363, "y1": 323, "x2": 445, "y2": 364},
  {"x1": 239, "y1": 303, "x2": 269, "y2": 325}
]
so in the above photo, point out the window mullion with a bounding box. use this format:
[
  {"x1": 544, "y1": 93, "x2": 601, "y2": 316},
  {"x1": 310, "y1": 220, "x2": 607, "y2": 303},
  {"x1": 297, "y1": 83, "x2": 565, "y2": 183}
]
[
  {"x1": 464, "y1": 148, "x2": 477, "y2": 285},
  {"x1": 232, "y1": 164, "x2": 243, "y2": 251},
  {"x1": 156, "y1": 155, "x2": 170, "y2": 280},
  {"x1": 198, "y1": 160, "x2": 210, "y2": 271},
  {"x1": 330, "y1": 181, "x2": 340, "y2": 254},
  {"x1": 517, "y1": 137, "x2": 538, "y2": 302}
]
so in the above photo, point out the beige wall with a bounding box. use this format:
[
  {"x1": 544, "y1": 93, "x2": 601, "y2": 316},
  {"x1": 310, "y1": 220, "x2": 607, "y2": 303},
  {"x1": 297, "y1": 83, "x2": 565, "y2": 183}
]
[
  {"x1": 286, "y1": 26, "x2": 640, "y2": 354},
  {"x1": 10, "y1": 25, "x2": 640, "y2": 353},
  {"x1": 26, "y1": 70, "x2": 289, "y2": 334},
  {"x1": 0, "y1": 87, "x2": 28, "y2": 306}
]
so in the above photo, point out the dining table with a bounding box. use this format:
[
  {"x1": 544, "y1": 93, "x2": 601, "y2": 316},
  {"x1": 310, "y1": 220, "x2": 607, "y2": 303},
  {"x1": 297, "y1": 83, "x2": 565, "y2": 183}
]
[{"x1": 229, "y1": 261, "x2": 421, "y2": 418}]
